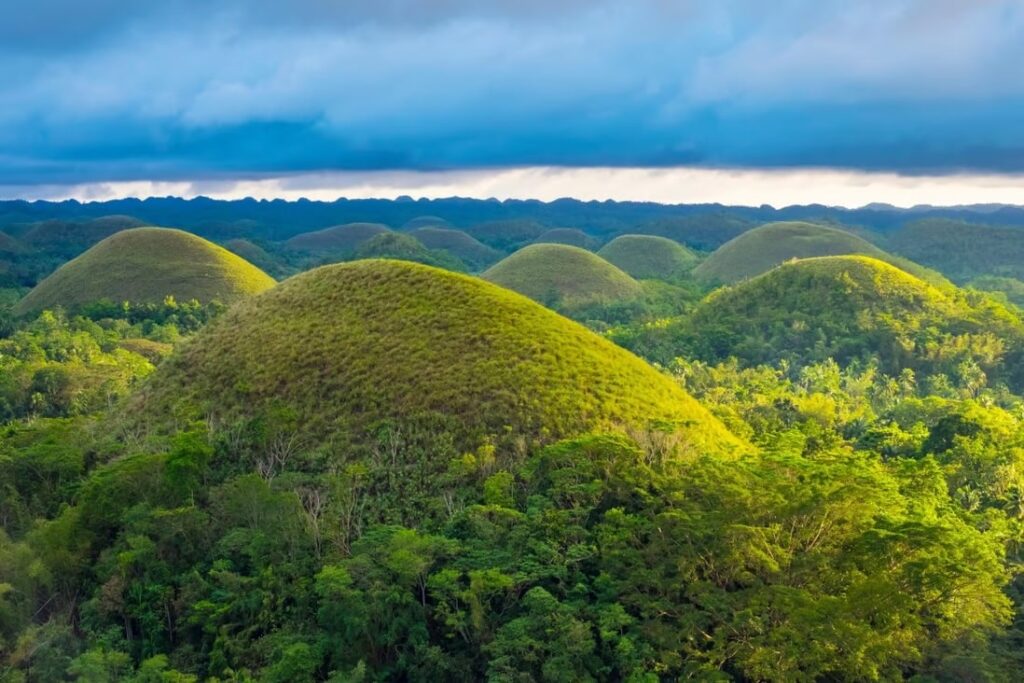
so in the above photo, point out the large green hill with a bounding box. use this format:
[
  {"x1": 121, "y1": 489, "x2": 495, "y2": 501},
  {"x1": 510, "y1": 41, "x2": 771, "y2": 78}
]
[
  {"x1": 483, "y1": 244, "x2": 642, "y2": 307},
  {"x1": 284, "y1": 222, "x2": 390, "y2": 253},
  {"x1": 126, "y1": 259, "x2": 743, "y2": 455},
  {"x1": 680, "y1": 255, "x2": 1024, "y2": 376},
  {"x1": 409, "y1": 227, "x2": 502, "y2": 269},
  {"x1": 694, "y1": 221, "x2": 940, "y2": 285},
  {"x1": 598, "y1": 234, "x2": 699, "y2": 280},
  {"x1": 15, "y1": 228, "x2": 276, "y2": 315}
]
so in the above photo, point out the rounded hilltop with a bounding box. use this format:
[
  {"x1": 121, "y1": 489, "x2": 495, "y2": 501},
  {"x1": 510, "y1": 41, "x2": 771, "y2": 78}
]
[
  {"x1": 15, "y1": 227, "x2": 276, "y2": 315},
  {"x1": 694, "y1": 221, "x2": 944, "y2": 286},
  {"x1": 598, "y1": 234, "x2": 699, "y2": 279},
  {"x1": 125, "y1": 259, "x2": 744, "y2": 455},
  {"x1": 285, "y1": 222, "x2": 390, "y2": 253},
  {"x1": 533, "y1": 227, "x2": 597, "y2": 250},
  {"x1": 483, "y1": 243, "x2": 642, "y2": 307},
  {"x1": 686, "y1": 255, "x2": 1023, "y2": 373},
  {"x1": 409, "y1": 227, "x2": 502, "y2": 270}
]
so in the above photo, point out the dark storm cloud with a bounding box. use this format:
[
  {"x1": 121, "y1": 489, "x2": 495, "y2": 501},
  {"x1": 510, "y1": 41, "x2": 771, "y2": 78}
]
[{"x1": 1, "y1": 0, "x2": 1022, "y2": 184}]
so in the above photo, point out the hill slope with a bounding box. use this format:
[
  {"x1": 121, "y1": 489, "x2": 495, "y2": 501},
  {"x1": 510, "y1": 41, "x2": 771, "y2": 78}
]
[
  {"x1": 285, "y1": 222, "x2": 390, "y2": 253},
  {"x1": 534, "y1": 227, "x2": 597, "y2": 250},
  {"x1": 682, "y1": 256, "x2": 1024, "y2": 375},
  {"x1": 694, "y1": 221, "x2": 940, "y2": 285},
  {"x1": 598, "y1": 235, "x2": 699, "y2": 279},
  {"x1": 889, "y1": 218, "x2": 1024, "y2": 282},
  {"x1": 126, "y1": 260, "x2": 744, "y2": 455},
  {"x1": 483, "y1": 244, "x2": 642, "y2": 307},
  {"x1": 409, "y1": 227, "x2": 502, "y2": 269},
  {"x1": 15, "y1": 228, "x2": 276, "y2": 314}
]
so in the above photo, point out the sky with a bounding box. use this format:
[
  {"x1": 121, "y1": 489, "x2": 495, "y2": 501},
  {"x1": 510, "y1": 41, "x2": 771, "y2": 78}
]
[{"x1": 2, "y1": 0, "x2": 1023, "y2": 207}]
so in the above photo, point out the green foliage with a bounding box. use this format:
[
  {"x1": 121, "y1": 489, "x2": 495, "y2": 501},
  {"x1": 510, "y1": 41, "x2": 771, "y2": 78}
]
[
  {"x1": 622, "y1": 256, "x2": 1024, "y2": 386},
  {"x1": 284, "y1": 222, "x2": 390, "y2": 254},
  {"x1": 533, "y1": 227, "x2": 598, "y2": 250},
  {"x1": 891, "y1": 218, "x2": 1024, "y2": 282},
  {"x1": 408, "y1": 227, "x2": 502, "y2": 271},
  {"x1": 352, "y1": 232, "x2": 467, "y2": 272},
  {"x1": 483, "y1": 244, "x2": 643, "y2": 308},
  {"x1": 597, "y1": 234, "x2": 699, "y2": 280},
  {"x1": 694, "y1": 221, "x2": 949, "y2": 286},
  {"x1": 14, "y1": 228, "x2": 275, "y2": 315}
]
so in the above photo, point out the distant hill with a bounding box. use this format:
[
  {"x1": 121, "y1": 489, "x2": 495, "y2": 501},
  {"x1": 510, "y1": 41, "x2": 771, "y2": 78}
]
[
  {"x1": 402, "y1": 215, "x2": 452, "y2": 230},
  {"x1": 352, "y1": 233, "x2": 467, "y2": 271},
  {"x1": 284, "y1": 222, "x2": 390, "y2": 253},
  {"x1": 598, "y1": 235, "x2": 699, "y2": 280},
  {"x1": 126, "y1": 260, "x2": 744, "y2": 457},
  {"x1": 0, "y1": 231, "x2": 22, "y2": 254},
  {"x1": 533, "y1": 227, "x2": 598, "y2": 250},
  {"x1": 15, "y1": 228, "x2": 276, "y2": 315},
  {"x1": 20, "y1": 215, "x2": 148, "y2": 257},
  {"x1": 222, "y1": 238, "x2": 283, "y2": 274},
  {"x1": 639, "y1": 213, "x2": 754, "y2": 250},
  {"x1": 409, "y1": 227, "x2": 502, "y2": 270},
  {"x1": 889, "y1": 218, "x2": 1024, "y2": 282},
  {"x1": 694, "y1": 221, "x2": 946, "y2": 286},
  {"x1": 483, "y1": 244, "x2": 642, "y2": 307},
  {"x1": 635, "y1": 256, "x2": 1024, "y2": 378},
  {"x1": 967, "y1": 276, "x2": 1024, "y2": 308},
  {"x1": 466, "y1": 219, "x2": 547, "y2": 251}
]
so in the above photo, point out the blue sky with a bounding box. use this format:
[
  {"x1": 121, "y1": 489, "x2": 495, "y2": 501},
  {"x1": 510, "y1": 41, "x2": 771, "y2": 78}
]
[{"x1": 2, "y1": 1, "x2": 1023, "y2": 203}]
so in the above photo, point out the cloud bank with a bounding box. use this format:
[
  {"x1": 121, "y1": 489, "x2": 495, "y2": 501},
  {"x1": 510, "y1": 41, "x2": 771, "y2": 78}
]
[{"x1": 2, "y1": 0, "x2": 1023, "y2": 185}]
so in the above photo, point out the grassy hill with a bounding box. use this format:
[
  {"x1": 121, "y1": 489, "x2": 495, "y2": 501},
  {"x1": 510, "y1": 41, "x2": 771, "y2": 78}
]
[
  {"x1": 15, "y1": 228, "x2": 276, "y2": 315},
  {"x1": 409, "y1": 227, "x2": 502, "y2": 270},
  {"x1": 20, "y1": 214, "x2": 148, "y2": 258},
  {"x1": 352, "y1": 232, "x2": 466, "y2": 271},
  {"x1": 598, "y1": 235, "x2": 699, "y2": 280},
  {"x1": 284, "y1": 222, "x2": 390, "y2": 254},
  {"x1": 639, "y1": 213, "x2": 754, "y2": 250},
  {"x1": 125, "y1": 259, "x2": 744, "y2": 456},
  {"x1": 534, "y1": 227, "x2": 598, "y2": 250},
  {"x1": 649, "y1": 256, "x2": 1024, "y2": 377},
  {"x1": 222, "y1": 238, "x2": 284, "y2": 274},
  {"x1": 694, "y1": 221, "x2": 946, "y2": 286},
  {"x1": 889, "y1": 218, "x2": 1024, "y2": 282},
  {"x1": 402, "y1": 215, "x2": 451, "y2": 230},
  {"x1": 0, "y1": 230, "x2": 22, "y2": 254},
  {"x1": 467, "y1": 219, "x2": 547, "y2": 251},
  {"x1": 483, "y1": 244, "x2": 642, "y2": 307}
]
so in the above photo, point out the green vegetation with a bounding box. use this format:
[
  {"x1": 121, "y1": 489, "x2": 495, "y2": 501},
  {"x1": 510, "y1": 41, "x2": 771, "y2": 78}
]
[
  {"x1": 222, "y1": 238, "x2": 285, "y2": 276},
  {"x1": 890, "y1": 218, "x2": 1024, "y2": 282},
  {"x1": 483, "y1": 244, "x2": 642, "y2": 308},
  {"x1": 15, "y1": 228, "x2": 276, "y2": 315},
  {"x1": 284, "y1": 222, "x2": 390, "y2": 254},
  {"x1": 620, "y1": 256, "x2": 1024, "y2": 382},
  {"x1": 533, "y1": 227, "x2": 597, "y2": 249},
  {"x1": 0, "y1": 231, "x2": 22, "y2": 254},
  {"x1": 969, "y1": 275, "x2": 1024, "y2": 307},
  {"x1": 9, "y1": 204, "x2": 1024, "y2": 680},
  {"x1": 694, "y1": 220, "x2": 944, "y2": 285},
  {"x1": 127, "y1": 259, "x2": 741, "y2": 456},
  {"x1": 409, "y1": 227, "x2": 502, "y2": 270},
  {"x1": 402, "y1": 215, "x2": 452, "y2": 230},
  {"x1": 598, "y1": 234, "x2": 699, "y2": 279},
  {"x1": 466, "y1": 219, "x2": 547, "y2": 251},
  {"x1": 352, "y1": 232, "x2": 467, "y2": 271}
]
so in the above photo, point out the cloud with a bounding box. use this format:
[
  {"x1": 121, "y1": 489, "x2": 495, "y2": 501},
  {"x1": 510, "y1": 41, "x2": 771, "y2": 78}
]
[{"x1": 1, "y1": 0, "x2": 1023, "y2": 185}]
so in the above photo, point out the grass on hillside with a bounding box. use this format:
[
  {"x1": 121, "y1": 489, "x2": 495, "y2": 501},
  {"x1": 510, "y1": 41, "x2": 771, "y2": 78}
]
[
  {"x1": 694, "y1": 221, "x2": 947, "y2": 287},
  {"x1": 598, "y1": 234, "x2": 699, "y2": 280},
  {"x1": 409, "y1": 227, "x2": 502, "y2": 270},
  {"x1": 126, "y1": 259, "x2": 745, "y2": 456},
  {"x1": 653, "y1": 255, "x2": 1024, "y2": 376},
  {"x1": 890, "y1": 218, "x2": 1024, "y2": 282},
  {"x1": 284, "y1": 223, "x2": 390, "y2": 253},
  {"x1": 15, "y1": 228, "x2": 276, "y2": 315},
  {"x1": 534, "y1": 227, "x2": 598, "y2": 250},
  {"x1": 483, "y1": 243, "x2": 642, "y2": 307}
]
